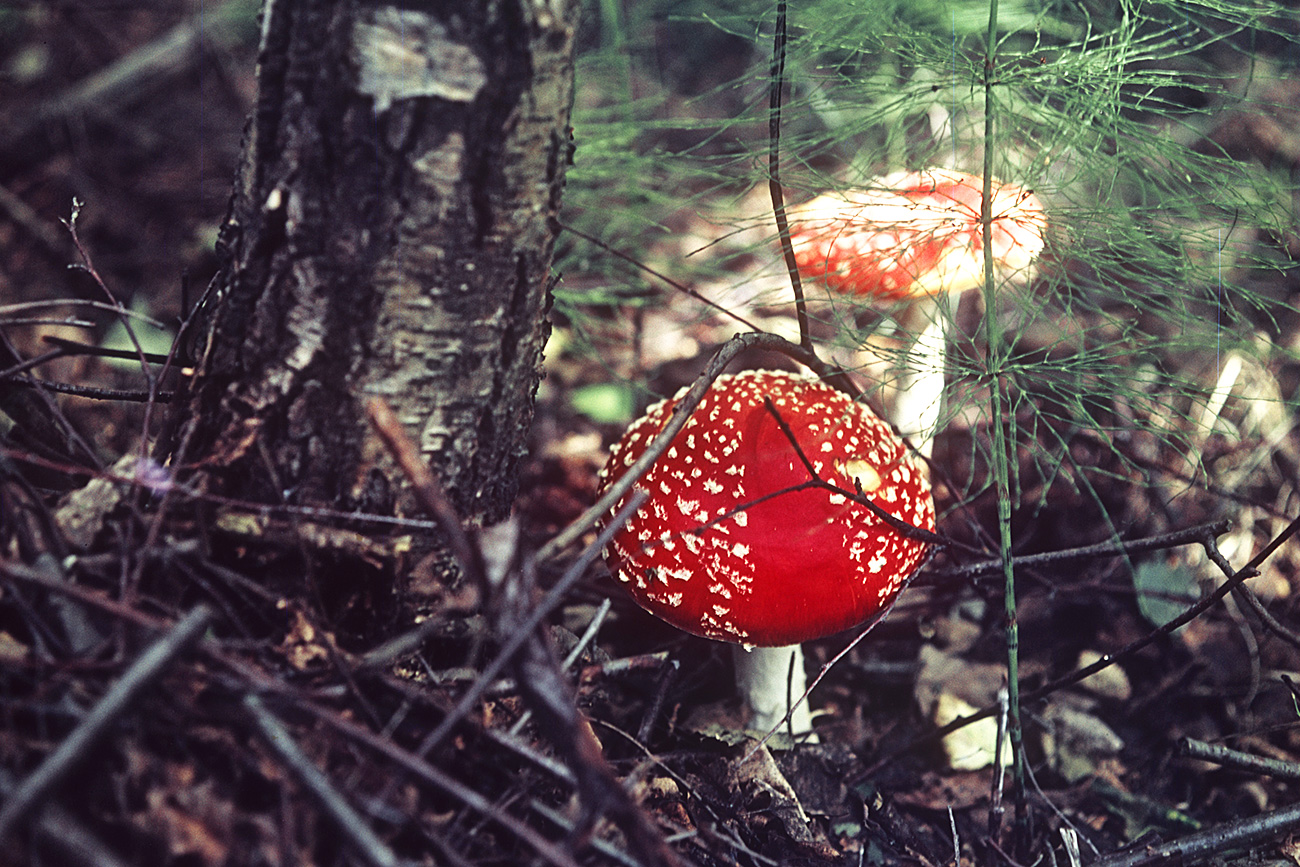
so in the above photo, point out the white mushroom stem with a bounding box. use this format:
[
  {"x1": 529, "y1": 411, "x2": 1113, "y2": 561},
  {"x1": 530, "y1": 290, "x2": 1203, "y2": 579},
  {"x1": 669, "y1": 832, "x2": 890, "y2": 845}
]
[
  {"x1": 732, "y1": 644, "x2": 816, "y2": 739},
  {"x1": 892, "y1": 297, "x2": 950, "y2": 460}
]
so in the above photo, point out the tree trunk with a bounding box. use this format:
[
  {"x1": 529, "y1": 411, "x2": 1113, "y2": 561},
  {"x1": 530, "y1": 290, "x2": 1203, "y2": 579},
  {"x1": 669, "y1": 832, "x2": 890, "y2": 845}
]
[{"x1": 178, "y1": 0, "x2": 576, "y2": 558}]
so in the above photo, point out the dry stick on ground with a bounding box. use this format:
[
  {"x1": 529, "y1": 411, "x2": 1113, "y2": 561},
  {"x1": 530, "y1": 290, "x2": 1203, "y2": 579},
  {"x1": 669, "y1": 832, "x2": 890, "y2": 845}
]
[
  {"x1": 0, "y1": 559, "x2": 597, "y2": 866},
  {"x1": 57, "y1": 204, "x2": 216, "y2": 603},
  {"x1": 231, "y1": 650, "x2": 595, "y2": 867},
  {"x1": 240, "y1": 671, "x2": 594, "y2": 867},
  {"x1": 592, "y1": 718, "x2": 783, "y2": 867},
  {"x1": 0, "y1": 338, "x2": 175, "y2": 392},
  {"x1": 43, "y1": 335, "x2": 175, "y2": 366},
  {"x1": 63, "y1": 201, "x2": 191, "y2": 479},
  {"x1": 0, "y1": 346, "x2": 71, "y2": 380},
  {"x1": 0, "y1": 331, "x2": 99, "y2": 470},
  {"x1": 1231, "y1": 583, "x2": 1300, "y2": 651},
  {"x1": 243, "y1": 694, "x2": 400, "y2": 867},
  {"x1": 0, "y1": 244, "x2": 183, "y2": 472},
  {"x1": 1200, "y1": 531, "x2": 1300, "y2": 652},
  {"x1": 365, "y1": 472, "x2": 644, "y2": 761},
  {"x1": 1089, "y1": 799, "x2": 1300, "y2": 867},
  {"x1": 3, "y1": 377, "x2": 176, "y2": 402},
  {"x1": 366, "y1": 396, "x2": 486, "y2": 588},
  {"x1": 502, "y1": 557, "x2": 684, "y2": 867},
  {"x1": 0, "y1": 769, "x2": 130, "y2": 867},
  {"x1": 637, "y1": 657, "x2": 680, "y2": 744},
  {"x1": 292, "y1": 694, "x2": 589, "y2": 867},
  {"x1": 64, "y1": 202, "x2": 153, "y2": 378},
  {"x1": 368, "y1": 401, "x2": 679, "y2": 866},
  {"x1": 507, "y1": 597, "x2": 612, "y2": 737},
  {"x1": 0, "y1": 316, "x2": 94, "y2": 329},
  {"x1": 860, "y1": 514, "x2": 1300, "y2": 780},
  {"x1": 1179, "y1": 737, "x2": 1300, "y2": 781},
  {"x1": 529, "y1": 801, "x2": 656, "y2": 867},
  {"x1": 0, "y1": 603, "x2": 215, "y2": 844}
]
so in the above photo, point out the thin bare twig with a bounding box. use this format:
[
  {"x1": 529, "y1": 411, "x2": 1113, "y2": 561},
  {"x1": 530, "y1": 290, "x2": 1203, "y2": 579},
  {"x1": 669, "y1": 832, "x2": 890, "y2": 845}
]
[
  {"x1": 410, "y1": 491, "x2": 647, "y2": 759},
  {"x1": 939, "y1": 520, "x2": 1235, "y2": 582},
  {"x1": 508, "y1": 597, "x2": 613, "y2": 736},
  {"x1": 42, "y1": 335, "x2": 177, "y2": 366},
  {"x1": 294, "y1": 693, "x2": 588, "y2": 867},
  {"x1": 64, "y1": 200, "x2": 155, "y2": 388},
  {"x1": 556, "y1": 219, "x2": 766, "y2": 334},
  {"x1": 0, "y1": 604, "x2": 215, "y2": 843},
  {"x1": 0, "y1": 347, "x2": 71, "y2": 380},
  {"x1": 503, "y1": 558, "x2": 682, "y2": 866},
  {"x1": 244, "y1": 694, "x2": 399, "y2": 867},
  {"x1": 530, "y1": 801, "x2": 645, "y2": 867},
  {"x1": 0, "y1": 317, "x2": 95, "y2": 329},
  {"x1": 767, "y1": 0, "x2": 813, "y2": 354},
  {"x1": 366, "y1": 396, "x2": 486, "y2": 587},
  {"x1": 2, "y1": 375, "x2": 176, "y2": 402},
  {"x1": 636, "y1": 657, "x2": 680, "y2": 743},
  {"x1": 1231, "y1": 583, "x2": 1300, "y2": 651},
  {"x1": 0, "y1": 561, "x2": 592, "y2": 866},
  {"x1": 1179, "y1": 737, "x2": 1300, "y2": 781},
  {"x1": 760, "y1": 395, "x2": 945, "y2": 544},
  {"x1": 0, "y1": 299, "x2": 167, "y2": 327},
  {"x1": 595, "y1": 718, "x2": 780, "y2": 865},
  {"x1": 1089, "y1": 799, "x2": 1300, "y2": 867},
  {"x1": 0, "y1": 769, "x2": 130, "y2": 867},
  {"x1": 0, "y1": 330, "x2": 101, "y2": 468}
]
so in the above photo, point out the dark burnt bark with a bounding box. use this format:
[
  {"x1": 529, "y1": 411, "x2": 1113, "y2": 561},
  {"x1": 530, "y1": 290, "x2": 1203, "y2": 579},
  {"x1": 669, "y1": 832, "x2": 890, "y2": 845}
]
[{"x1": 179, "y1": 0, "x2": 576, "y2": 541}]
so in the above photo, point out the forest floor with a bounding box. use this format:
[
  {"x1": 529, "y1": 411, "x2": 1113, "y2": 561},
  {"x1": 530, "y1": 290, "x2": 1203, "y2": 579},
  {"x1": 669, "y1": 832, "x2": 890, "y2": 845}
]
[{"x1": 1, "y1": 3, "x2": 1299, "y2": 866}]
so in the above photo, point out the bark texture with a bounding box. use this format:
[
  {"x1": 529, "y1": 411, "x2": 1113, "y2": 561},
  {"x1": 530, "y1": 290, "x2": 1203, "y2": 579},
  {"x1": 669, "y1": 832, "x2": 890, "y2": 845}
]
[{"x1": 182, "y1": 0, "x2": 576, "y2": 532}]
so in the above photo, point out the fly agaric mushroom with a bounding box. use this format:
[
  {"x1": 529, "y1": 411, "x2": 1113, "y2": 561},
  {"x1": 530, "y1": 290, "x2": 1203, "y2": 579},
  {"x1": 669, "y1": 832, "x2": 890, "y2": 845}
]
[
  {"x1": 788, "y1": 169, "x2": 1047, "y2": 456},
  {"x1": 596, "y1": 370, "x2": 935, "y2": 736}
]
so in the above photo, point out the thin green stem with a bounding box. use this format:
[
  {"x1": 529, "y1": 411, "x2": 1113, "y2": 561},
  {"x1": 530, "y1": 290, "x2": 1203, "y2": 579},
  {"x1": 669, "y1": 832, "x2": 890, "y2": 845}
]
[{"x1": 979, "y1": 0, "x2": 1026, "y2": 850}]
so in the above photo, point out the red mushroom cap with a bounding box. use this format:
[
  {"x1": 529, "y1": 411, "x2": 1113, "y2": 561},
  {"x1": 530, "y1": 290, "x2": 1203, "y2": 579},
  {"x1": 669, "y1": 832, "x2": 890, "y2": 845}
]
[
  {"x1": 788, "y1": 168, "x2": 1047, "y2": 301},
  {"x1": 597, "y1": 370, "x2": 935, "y2": 648}
]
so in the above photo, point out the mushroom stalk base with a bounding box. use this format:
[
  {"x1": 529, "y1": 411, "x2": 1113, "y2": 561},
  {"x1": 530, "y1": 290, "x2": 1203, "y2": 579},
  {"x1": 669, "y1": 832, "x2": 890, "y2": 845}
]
[{"x1": 732, "y1": 644, "x2": 817, "y2": 740}]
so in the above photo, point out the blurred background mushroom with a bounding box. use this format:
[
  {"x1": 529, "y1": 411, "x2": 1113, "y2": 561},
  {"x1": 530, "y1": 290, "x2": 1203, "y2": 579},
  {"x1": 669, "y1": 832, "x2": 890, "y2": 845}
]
[{"x1": 787, "y1": 169, "x2": 1047, "y2": 457}]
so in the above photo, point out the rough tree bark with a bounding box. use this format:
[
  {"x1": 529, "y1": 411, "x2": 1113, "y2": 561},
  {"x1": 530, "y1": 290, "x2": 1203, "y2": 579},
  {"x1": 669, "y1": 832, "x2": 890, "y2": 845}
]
[{"x1": 177, "y1": 0, "x2": 577, "y2": 571}]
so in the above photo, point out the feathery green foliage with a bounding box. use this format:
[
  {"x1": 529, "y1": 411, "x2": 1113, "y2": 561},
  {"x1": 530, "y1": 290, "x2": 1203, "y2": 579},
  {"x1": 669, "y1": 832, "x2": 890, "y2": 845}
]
[{"x1": 561, "y1": 0, "x2": 1296, "y2": 516}]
